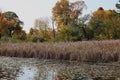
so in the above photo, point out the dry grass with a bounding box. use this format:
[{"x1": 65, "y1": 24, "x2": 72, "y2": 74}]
[{"x1": 0, "y1": 40, "x2": 120, "y2": 62}]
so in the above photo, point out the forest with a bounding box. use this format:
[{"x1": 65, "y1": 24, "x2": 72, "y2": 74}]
[{"x1": 0, "y1": 0, "x2": 120, "y2": 42}]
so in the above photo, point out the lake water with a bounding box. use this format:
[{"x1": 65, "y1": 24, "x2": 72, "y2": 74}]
[
  {"x1": 0, "y1": 57, "x2": 119, "y2": 80},
  {"x1": 16, "y1": 66, "x2": 37, "y2": 80},
  {"x1": 15, "y1": 64, "x2": 120, "y2": 80},
  {"x1": 16, "y1": 65, "x2": 57, "y2": 80}
]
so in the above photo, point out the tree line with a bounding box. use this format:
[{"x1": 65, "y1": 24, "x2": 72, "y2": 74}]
[{"x1": 0, "y1": 0, "x2": 120, "y2": 42}]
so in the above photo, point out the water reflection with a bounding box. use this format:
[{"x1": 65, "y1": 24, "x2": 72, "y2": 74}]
[
  {"x1": 4, "y1": 64, "x2": 120, "y2": 80},
  {"x1": 40, "y1": 69, "x2": 56, "y2": 80},
  {"x1": 16, "y1": 65, "x2": 57, "y2": 80},
  {"x1": 0, "y1": 65, "x2": 120, "y2": 80},
  {"x1": 16, "y1": 66, "x2": 37, "y2": 80},
  {"x1": 15, "y1": 65, "x2": 120, "y2": 80}
]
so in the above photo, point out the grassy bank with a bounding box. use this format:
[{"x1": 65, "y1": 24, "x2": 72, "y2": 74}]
[{"x1": 0, "y1": 40, "x2": 120, "y2": 62}]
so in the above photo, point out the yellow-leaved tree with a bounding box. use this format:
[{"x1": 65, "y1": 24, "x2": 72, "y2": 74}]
[{"x1": 88, "y1": 7, "x2": 120, "y2": 40}]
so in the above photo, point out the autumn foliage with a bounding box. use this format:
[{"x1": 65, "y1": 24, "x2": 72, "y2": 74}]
[
  {"x1": 88, "y1": 7, "x2": 120, "y2": 40},
  {"x1": 0, "y1": 2, "x2": 120, "y2": 42},
  {"x1": 52, "y1": 0, "x2": 86, "y2": 29},
  {"x1": 0, "y1": 11, "x2": 26, "y2": 39}
]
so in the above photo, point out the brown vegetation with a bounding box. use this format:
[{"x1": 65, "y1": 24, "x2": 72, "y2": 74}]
[{"x1": 0, "y1": 40, "x2": 120, "y2": 62}]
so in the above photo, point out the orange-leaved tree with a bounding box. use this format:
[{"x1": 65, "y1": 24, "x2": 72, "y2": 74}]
[
  {"x1": 0, "y1": 11, "x2": 25, "y2": 38},
  {"x1": 88, "y1": 7, "x2": 120, "y2": 40},
  {"x1": 52, "y1": 0, "x2": 86, "y2": 29}
]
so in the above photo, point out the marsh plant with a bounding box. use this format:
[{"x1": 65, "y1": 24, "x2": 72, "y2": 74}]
[{"x1": 0, "y1": 40, "x2": 120, "y2": 62}]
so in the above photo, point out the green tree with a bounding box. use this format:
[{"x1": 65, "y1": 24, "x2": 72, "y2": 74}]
[
  {"x1": 70, "y1": 14, "x2": 90, "y2": 40},
  {"x1": 57, "y1": 26, "x2": 83, "y2": 41},
  {"x1": 28, "y1": 28, "x2": 41, "y2": 42},
  {"x1": 28, "y1": 18, "x2": 53, "y2": 42},
  {"x1": 116, "y1": 0, "x2": 120, "y2": 9},
  {"x1": 13, "y1": 30, "x2": 26, "y2": 40},
  {"x1": 3, "y1": 11, "x2": 24, "y2": 37},
  {"x1": 116, "y1": 0, "x2": 120, "y2": 15}
]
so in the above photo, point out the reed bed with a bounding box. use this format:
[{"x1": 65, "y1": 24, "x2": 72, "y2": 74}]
[{"x1": 0, "y1": 40, "x2": 120, "y2": 62}]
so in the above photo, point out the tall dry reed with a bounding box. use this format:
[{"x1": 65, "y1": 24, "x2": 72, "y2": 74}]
[{"x1": 0, "y1": 40, "x2": 120, "y2": 62}]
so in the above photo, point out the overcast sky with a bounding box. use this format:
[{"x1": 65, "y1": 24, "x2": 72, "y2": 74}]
[{"x1": 0, "y1": 0, "x2": 117, "y2": 32}]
